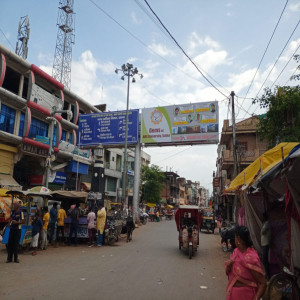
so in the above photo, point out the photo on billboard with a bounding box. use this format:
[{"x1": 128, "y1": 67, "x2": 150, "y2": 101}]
[{"x1": 141, "y1": 101, "x2": 219, "y2": 146}]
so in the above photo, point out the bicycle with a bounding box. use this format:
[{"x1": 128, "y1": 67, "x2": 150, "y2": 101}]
[{"x1": 267, "y1": 266, "x2": 300, "y2": 300}]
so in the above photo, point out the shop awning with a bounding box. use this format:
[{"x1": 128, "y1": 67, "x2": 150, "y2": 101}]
[
  {"x1": 81, "y1": 182, "x2": 91, "y2": 191},
  {"x1": 225, "y1": 143, "x2": 299, "y2": 193},
  {"x1": 0, "y1": 174, "x2": 22, "y2": 190}
]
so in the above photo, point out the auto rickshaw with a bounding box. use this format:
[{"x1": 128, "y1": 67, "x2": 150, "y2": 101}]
[
  {"x1": 175, "y1": 205, "x2": 201, "y2": 259},
  {"x1": 200, "y1": 207, "x2": 215, "y2": 233}
]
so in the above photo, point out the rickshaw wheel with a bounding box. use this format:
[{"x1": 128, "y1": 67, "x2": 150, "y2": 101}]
[{"x1": 188, "y1": 245, "x2": 193, "y2": 259}]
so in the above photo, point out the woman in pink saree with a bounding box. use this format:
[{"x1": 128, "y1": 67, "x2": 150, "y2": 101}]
[{"x1": 225, "y1": 226, "x2": 266, "y2": 300}]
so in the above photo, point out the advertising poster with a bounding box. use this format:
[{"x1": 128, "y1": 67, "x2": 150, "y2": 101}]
[
  {"x1": 141, "y1": 101, "x2": 219, "y2": 145},
  {"x1": 78, "y1": 110, "x2": 139, "y2": 146}
]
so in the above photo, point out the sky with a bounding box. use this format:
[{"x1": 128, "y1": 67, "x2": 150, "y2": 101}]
[{"x1": 1, "y1": 0, "x2": 300, "y2": 194}]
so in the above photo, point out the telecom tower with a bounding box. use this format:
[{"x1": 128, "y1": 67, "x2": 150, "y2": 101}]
[
  {"x1": 15, "y1": 15, "x2": 30, "y2": 60},
  {"x1": 52, "y1": 0, "x2": 75, "y2": 88}
]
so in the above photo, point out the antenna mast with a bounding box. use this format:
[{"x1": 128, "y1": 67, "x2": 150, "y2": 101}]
[
  {"x1": 15, "y1": 15, "x2": 30, "y2": 59},
  {"x1": 52, "y1": 0, "x2": 75, "y2": 88}
]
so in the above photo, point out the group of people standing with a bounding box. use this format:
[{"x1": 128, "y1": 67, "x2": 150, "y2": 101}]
[{"x1": 5, "y1": 200, "x2": 107, "y2": 263}]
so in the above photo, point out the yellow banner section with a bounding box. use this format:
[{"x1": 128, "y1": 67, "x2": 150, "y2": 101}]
[
  {"x1": 195, "y1": 108, "x2": 209, "y2": 112},
  {"x1": 173, "y1": 121, "x2": 188, "y2": 125},
  {"x1": 180, "y1": 109, "x2": 194, "y2": 114},
  {"x1": 201, "y1": 119, "x2": 217, "y2": 123},
  {"x1": 225, "y1": 143, "x2": 299, "y2": 192},
  {"x1": 146, "y1": 202, "x2": 156, "y2": 208}
]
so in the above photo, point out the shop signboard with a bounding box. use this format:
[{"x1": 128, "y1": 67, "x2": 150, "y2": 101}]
[
  {"x1": 141, "y1": 102, "x2": 219, "y2": 146},
  {"x1": 78, "y1": 110, "x2": 139, "y2": 146},
  {"x1": 49, "y1": 171, "x2": 67, "y2": 184}
]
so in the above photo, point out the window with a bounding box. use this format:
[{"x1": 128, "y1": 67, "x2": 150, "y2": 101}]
[
  {"x1": 18, "y1": 112, "x2": 25, "y2": 136},
  {"x1": 107, "y1": 177, "x2": 117, "y2": 192},
  {"x1": 28, "y1": 117, "x2": 48, "y2": 139},
  {"x1": 53, "y1": 126, "x2": 57, "y2": 147},
  {"x1": 0, "y1": 104, "x2": 15, "y2": 134}
]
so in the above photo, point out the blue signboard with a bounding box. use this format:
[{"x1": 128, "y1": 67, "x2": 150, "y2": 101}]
[{"x1": 78, "y1": 110, "x2": 139, "y2": 146}]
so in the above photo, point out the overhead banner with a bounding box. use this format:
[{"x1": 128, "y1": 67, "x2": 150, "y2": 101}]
[
  {"x1": 141, "y1": 102, "x2": 219, "y2": 145},
  {"x1": 78, "y1": 110, "x2": 139, "y2": 146}
]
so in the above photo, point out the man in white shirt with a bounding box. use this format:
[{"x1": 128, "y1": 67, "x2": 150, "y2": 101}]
[{"x1": 87, "y1": 210, "x2": 96, "y2": 247}]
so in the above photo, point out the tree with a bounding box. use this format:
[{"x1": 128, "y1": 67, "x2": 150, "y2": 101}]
[
  {"x1": 253, "y1": 85, "x2": 300, "y2": 147},
  {"x1": 141, "y1": 164, "x2": 165, "y2": 204},
  {"x1": 290, "y1": 55, "x2": 300, "y2": 81}
]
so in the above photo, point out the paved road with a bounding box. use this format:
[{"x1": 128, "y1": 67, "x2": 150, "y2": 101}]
[{"x1": 0, "y1": 219, "x2": 230, "y2": 300}]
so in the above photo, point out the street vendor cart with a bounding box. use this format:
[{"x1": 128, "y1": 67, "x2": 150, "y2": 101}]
[{"x1": 175, "y1": 205, "x2": 201, "y2": 259}]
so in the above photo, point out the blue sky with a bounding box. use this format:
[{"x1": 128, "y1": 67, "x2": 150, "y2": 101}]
[{"x1": 1, "y1": 0, "x2": 300, "y2": 193}]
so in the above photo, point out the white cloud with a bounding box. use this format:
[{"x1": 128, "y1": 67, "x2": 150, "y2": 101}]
[
  {"x1": 289, "y1": 3, "x2": 300, "y2": 12},
  {"x1": 187, "y1": 33, "x2": 220, "y2": 56},
  {"x1": 131, "y1": 11, "x2": 142, "y2": 24},
  {"x1": 148, "y1": 43, "x2": 176, "y2": 57}
]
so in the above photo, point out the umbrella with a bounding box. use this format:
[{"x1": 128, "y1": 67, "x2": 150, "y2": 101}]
[{"x1": 27, "y1": 186, "x2": 52, "y2": 194}]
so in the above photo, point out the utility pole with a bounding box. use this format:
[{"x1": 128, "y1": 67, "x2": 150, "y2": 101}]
[{"x1": 230, "y1": 91, "x2": 239, "y2": 223}]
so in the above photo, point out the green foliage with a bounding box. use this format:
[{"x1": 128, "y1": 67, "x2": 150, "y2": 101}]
[
  {"x1": 253, "y1": 85, "x2": 300, "y2": 147},
  {"x1": 290, "y1": 55, "x2": 300, "y2": 81},
  {"x1": 141, "y1": 164, "x2": 165, "y2": 204}
]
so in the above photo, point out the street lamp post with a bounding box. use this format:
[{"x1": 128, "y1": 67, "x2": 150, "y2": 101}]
[{"x1": 115, "y1": 63, "x2": 143, "y2": 208}]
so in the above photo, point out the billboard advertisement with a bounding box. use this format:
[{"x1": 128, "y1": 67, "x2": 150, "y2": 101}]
[
  {"x1": 78, "y1": 110, "x2": 139, "y2": 146},
  {"x1": 141, "y1": 101, "x2": 219, "y2": 145}
]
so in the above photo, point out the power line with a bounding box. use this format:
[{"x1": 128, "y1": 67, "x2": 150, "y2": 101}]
[
  {"x1": 269, "y1": 41, "x2": 300, "y2": 89},
  {"x1": 242, "y1": 19, "x2": 300, "y2": 119},
  {"x1": 135, "y1": 0, "x2": 230, "y2": 96},
  {"x1": 0, "y1": 27, "x2": 15, "y2": 51},
  {"x1": 254, "y1": 19, "x2": 300, "y2": 99},
  {"x1": 142, "y1": 0, "x2": 229, "y2": 98},
  {"x1": 237, "y1": 0, "x2": 289, "y2": 117},
  {"x1": 88, "y1": 0, "x2": 220, "y2": 88}
]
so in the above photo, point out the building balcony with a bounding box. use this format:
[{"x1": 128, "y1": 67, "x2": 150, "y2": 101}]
[{"x1": 221, "y1": 149, "x2": 264, "y2": 169}]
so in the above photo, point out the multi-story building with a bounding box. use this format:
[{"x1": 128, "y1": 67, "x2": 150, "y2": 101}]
[
  {"x1": 0, "y1": 43, "x2": 102, "y2": 191},
  {"x1": 161, "y1": 171, "x2": 179, "y2": 205},
  {"x1": 0, "y1": 43, "x2": 151, "y2": 201},
  {"x1": 215, "y1": 116, "x2": 268, "y2": 220}
]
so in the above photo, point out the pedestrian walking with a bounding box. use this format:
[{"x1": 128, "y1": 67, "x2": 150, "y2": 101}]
[
  {"x1": 225, "y1": 226, "x2": 266, "y2": 300},
  {"x1": 40, "y1": 207, "x2": 50, "y2": 250},
  {"x1": 96, "y1": 202, "x2": 106, "y2": 247},
  {"x1": 56, "y1": 205, "x2": 67, "y2": 245},
  {"x1": 68, "y1": 203, "x2": 80, "y2": 246},
  {"x1": 260, "y1": 212, "x2": 271, "y2": 280},
  {"x1": 31, "y1": 212, "x2": 43, "y2": 256},
  {"x1": 6, "y1": 201, "x2": 24, "y2": 263},
  {"x1": 49, "y1": 202, "x2": 58, "y2": 245},
  {"x1": 87, "y1": 209, "x2": 96, "y2": 247}
]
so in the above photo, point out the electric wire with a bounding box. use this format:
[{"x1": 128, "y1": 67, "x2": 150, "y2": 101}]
[
  {"x1": 142, "y1": 0, "x2": 229, "y2": 99},
  {"x1": 242, "y1": 19, "x2": 300, "y2": 119},
  {"x1": 0, "y1": 27, "x2": 15, "y2": 51},
  {"x1": 237, "y1": 0, "x2": 289, "y2": 117},
  {"x1": 254, "y1": 19, "x2": 300, "y2": 99},
  {"x1": 88, "y1": 0, "x2": 223, "y2": 88},
  {"x1": 269, "y1": 41, "x2": 300, "y2": 90},
  {"x1": 135, "y1": 0, "x2": 231, "y2": 96}
]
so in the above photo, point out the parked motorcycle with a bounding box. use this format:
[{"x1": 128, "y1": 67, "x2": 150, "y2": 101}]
[
  {"x1": 220, "y1": 224, "x2": 236, "y2": 252},
  {"x1": 139, "y1": 212, "x2": 148, "y2": 225},
  {"x1": 104, "y1": 217, "x2": 119, "y2": 245}
]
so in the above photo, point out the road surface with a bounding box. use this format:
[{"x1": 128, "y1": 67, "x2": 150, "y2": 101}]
[{"x1": 0, "y1": 219, "x2": 230, "y2": 300}]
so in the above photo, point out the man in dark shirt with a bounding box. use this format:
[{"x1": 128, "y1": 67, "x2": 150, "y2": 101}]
[
  {"x1": 49, "y1": 202, "x2": 58, "y2": 245},
  {"x1": 7, "y1": 202, "x2": 24, "y2": 263},
  {"x1": 68, "y1": 203, "x2": 79, "y2": 246}
]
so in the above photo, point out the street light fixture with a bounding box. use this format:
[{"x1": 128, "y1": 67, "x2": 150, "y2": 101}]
[{"x1": 115, "y1": 63, "x2": 143, "y2": 208}]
